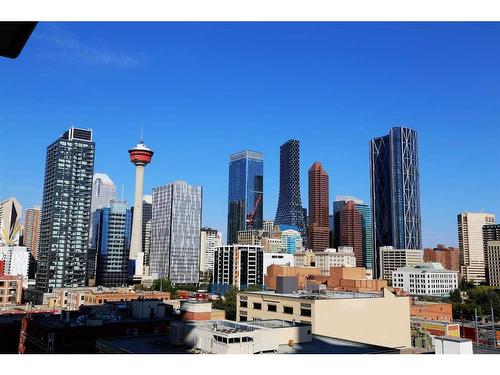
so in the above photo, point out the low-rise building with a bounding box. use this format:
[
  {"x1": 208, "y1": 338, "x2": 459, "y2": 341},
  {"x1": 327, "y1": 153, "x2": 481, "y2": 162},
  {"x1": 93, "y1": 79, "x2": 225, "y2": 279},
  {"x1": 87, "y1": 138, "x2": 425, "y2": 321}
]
[
  {"x1": 237, "y1": 288, "x2": 411, "y2": 349},
  {"x1": 263, "y1": 253, "x2": 294, "y2": 275},
  {"x1": 379, "y1": 247, "x2": 423, "y2": 282},
  {"x1": 410, "y1": 299, "x2": 453, "y2": 322},
  {"x1": 423, "y1": 244, "x2": 459, "y2": 271},
  {"x1": 0, "y1": 275, "x2": 23, "y2": 307},
  {"x1": 392, "y1": 263, "x2": 458, "y2": 297},
  {"x1": 320, "y1": 267, "x2": 387, "y2": 292},
  {"x1": 434, "y1": 336, "x2": 473, "y2": 354},
  {"x1": 312, "y1": 248, "x2": 356, "y2": 275},
  {"x1": 264, "y1": 265, "x2": 323, "y2": 290}
]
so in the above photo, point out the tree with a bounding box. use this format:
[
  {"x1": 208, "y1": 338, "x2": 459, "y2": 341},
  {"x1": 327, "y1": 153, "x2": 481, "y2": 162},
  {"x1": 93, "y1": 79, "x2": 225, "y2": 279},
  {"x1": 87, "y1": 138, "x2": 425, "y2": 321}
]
[
  {"x1": 245, "y1": 284, "x2": 263, "y2": 292},
  {"x1": 152, "y1": 278, "x2": 179, "y2": 298},
  {"x1": 211, "y1": 286, "x2": 238, "y2": 320}
]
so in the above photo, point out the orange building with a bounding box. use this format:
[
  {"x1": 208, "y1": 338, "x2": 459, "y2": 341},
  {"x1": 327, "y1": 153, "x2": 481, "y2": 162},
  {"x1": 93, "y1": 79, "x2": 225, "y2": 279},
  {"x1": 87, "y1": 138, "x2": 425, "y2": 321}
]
[
  {"x1": 410, "y1": 299, "x2": 453, "y2": 322},
  {"x1": 265, "y1": 264, "x2": 323, "y2": 290},
  {"x1": 180, "y1": 301, "x2": 226, "y2": 321},
  {"x1": 322, "y1": 267, "x2": 388, "y2": 292}
]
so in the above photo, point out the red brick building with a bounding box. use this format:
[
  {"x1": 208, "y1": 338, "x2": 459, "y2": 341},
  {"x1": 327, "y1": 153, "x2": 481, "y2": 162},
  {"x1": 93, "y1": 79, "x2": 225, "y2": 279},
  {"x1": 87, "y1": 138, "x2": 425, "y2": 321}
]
[
  {"x1": 423, "y1": 244, "x2": 459, "y2": 271},
  {"x1": 339, "y1": 201, "x2": 363, "y2": 267},
  {"x1": 307, "y1": 162, "x2": 330, "y2": 251}
]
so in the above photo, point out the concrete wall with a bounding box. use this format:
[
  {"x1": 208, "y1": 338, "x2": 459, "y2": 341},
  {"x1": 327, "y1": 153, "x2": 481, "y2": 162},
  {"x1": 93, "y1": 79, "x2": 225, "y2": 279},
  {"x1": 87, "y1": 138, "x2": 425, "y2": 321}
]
[{"x1": 312, "y1": 289, "x2": 410, "y2": 348}]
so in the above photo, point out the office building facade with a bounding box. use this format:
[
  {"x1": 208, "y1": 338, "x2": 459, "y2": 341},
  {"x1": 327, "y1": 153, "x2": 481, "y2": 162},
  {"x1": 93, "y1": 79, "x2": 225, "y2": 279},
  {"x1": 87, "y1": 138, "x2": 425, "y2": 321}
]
[
  {"x1": 370, "y1": 127, "x2": 422, "y2": 278},
  {"x1": 423, "y1": 244, "x2": 459, "y2": 271},
  {"x1": 212, "y1": 245, "x2": 264, "y2": 293},
  {"x1": 227, "y1": 151, "x2": 263, "y2": 245},
  {"x1": 275, "y1": 140, "x2": 305, "y2": 237},
  {"x1": 333, "y1": 196, "x2": 373, "y2": 271},
  {"x1": 200, "y1": 228, "x2": 222, "y2": 273},
  {"x1": 458, "y1": 212, "x2": 496, "y2": 284},
  {"x1": 91, "y1": 200, "x2": 132, "y2": 287},
  {"x1": 379, "y1": 247, "x2": 423, "y2": 283},
  {"x1": 150, "y1": 181, "x2": 202, "y2": 284},
  {"x1": 339, "y1": 201, "x2": 363, "y2": 267},
  {"x1": 392, "y1": 263, "x2": 458, "y2": 297},
  {"x1": 307, "y1": 162, "x2": 330, "y2": 252},
  {"x1": 35, "y1": 128, "x2": 95, "y2": 296},
  {"x1": 483, "y1": 224, "x2": 500, "y2": 283},
  {"x1": 23, "y1": 206, "x2": 41, "y2": 260},
  {"x1": 487, "y1": 241, "x2": 500, "y2": 287}
]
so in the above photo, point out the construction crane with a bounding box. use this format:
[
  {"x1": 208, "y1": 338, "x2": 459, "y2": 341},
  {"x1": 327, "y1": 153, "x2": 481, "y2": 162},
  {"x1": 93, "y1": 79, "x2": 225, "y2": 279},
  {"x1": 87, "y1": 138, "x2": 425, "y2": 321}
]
[{"x1": 246, "y1": 194, "x2": 262, "y2": 230}]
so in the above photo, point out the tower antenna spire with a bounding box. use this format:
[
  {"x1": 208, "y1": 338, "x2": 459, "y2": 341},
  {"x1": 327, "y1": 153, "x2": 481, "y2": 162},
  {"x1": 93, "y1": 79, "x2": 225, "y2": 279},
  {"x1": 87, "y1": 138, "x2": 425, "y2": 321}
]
[{"x1": 140, "y1": 124, "x2": 144, "y2": 143}]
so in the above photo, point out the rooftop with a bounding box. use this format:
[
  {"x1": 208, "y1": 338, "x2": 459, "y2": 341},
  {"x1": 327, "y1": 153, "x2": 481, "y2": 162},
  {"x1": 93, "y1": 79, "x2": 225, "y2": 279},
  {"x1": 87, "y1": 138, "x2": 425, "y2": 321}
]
[{"x1": 241, "y1": 289, "x2": 385, "y2": 300}]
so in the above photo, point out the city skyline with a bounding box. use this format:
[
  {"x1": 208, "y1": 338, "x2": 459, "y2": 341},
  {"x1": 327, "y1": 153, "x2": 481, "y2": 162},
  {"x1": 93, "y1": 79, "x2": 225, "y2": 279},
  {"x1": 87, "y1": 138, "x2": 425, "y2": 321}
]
[{"x1": 2, "y1": 22, "x2": 500, "y2": 247}]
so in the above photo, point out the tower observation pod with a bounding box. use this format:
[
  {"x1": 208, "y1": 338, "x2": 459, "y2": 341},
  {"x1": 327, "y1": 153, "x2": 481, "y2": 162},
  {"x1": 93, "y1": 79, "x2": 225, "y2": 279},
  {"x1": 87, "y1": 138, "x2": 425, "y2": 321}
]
[{"x1": 128, "y1": 140, "x2": 154, "y2": 281}]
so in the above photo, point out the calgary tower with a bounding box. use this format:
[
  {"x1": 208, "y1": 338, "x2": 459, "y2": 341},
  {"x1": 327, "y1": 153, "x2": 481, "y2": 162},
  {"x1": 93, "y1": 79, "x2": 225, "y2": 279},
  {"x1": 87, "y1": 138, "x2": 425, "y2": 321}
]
[{"x1": 128, "y1": 138, "x2": 154, "y2": 280}]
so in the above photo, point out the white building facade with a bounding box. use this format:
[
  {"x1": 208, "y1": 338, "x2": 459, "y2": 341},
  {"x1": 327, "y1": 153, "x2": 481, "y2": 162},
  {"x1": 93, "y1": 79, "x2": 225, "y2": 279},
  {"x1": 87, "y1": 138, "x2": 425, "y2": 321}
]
[
  {"x1": 392, "y1": 263, "x2": 458, "y2": 297},
  {"x1": 150, "y1": 181, "x2": 202, "y2": 284},
  {"x1": 313, "y1": 247, "x2": 356, "y2": 276},
  {"x1": 263, "y1": 253, "x2": 294, "y2": 275},
  {"x1": 458, "y1": 212, "x2": 496, "y2": 284},
  {"x1": 200, "y1": 228, "x2": 222, "y2": 273},
  {"x1": 0, "y1": 246, "x2": 30, "y2": 280},
  {"x1": 379, "y1": 246, "x2": 423, "y2": 282}
]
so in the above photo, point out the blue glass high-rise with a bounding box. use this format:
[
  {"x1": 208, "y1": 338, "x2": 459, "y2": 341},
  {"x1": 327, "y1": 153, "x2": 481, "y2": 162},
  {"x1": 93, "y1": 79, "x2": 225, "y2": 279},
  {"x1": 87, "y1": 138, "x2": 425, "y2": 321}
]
[
  {"x1": 370, "y1": 127, "x2": 422, "y2": 278},
  {"x1": 91, "y1": 200, "x2": 132, "y2": 287},
  {"x1": 275, "y1": 139, "x2": 305, "y2": 238},
  {"x1": 227, "y1": 151, "x2": 264, "y2": 245}
]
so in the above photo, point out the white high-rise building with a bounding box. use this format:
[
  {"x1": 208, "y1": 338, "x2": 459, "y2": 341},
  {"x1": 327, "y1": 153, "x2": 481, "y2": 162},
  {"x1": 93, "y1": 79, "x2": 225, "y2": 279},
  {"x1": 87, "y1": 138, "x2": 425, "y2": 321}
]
[
  {"x1": 200, "y1": 228, "x2": 222, "y2": 273},
  {"x1": 392, "y1": 263, "x2": 458, "y2": 297},
  {"x1": 313, "y1": 247, "x2": 357, "y2": 276},
  {"x1": 379, "y1": 246, "x2": 423, "y2": 282},
  {"x1": 0, "y1": 197, "x2": 22, "y2": 246},
  {"x1": 0, "y1": 246, "x2": 30, "y2": 280},
  {"x1": 458, "y1": 212, "x2": 496, "y2": 284},
  {"x1": 150, "y1": 181, "x2": 202, "y2": 284}
]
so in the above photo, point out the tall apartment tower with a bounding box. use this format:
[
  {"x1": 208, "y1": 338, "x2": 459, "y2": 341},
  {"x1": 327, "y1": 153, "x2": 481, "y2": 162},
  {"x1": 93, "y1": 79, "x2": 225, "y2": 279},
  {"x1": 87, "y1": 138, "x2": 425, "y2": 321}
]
[
  {"x1": 333, "y1": 196, "x2": 373, "y2": 270},
  {"x1": 35, "y1": 127, "x2": 95, "y2": 296},
  {"x1": 370, "y1": 127, "x2": 422, "y2": 278},
  {"x1": 275, "y1": 139, "x2": 306, "y2": 236},
  {"x1": 91, "y1": 200, "x2": 132, "y2": 287},
  {"x1": 339, "y1": 201, "x2": 363, "y2": 267},
  {"x1": 200, "y1": 228, "x2": 222, "y2": 274},
  {"x1": 128, "y1": 139, "x2": 154, "y2": 280},
  {"x1": 23, "y1": 206, "x2": 41, "y2": 260},
  {"x1": 150, "y1": 181, "x2": 202, "y2": 284},
  {"x1": 0, "y1": 197, "x2": 22, "y2": 246},
  {"x1": 142, "y1": 195, "x2": 153, "y2": 275},
  {"x1": 227, "y1": 150, "x2": 263, "y2": 245},
  {"x1": 458, "y1": 212, "x2": 496, "y2": 284},
  {"x1": 307, "y1": 162, "x2": 330, "y2": 252}
]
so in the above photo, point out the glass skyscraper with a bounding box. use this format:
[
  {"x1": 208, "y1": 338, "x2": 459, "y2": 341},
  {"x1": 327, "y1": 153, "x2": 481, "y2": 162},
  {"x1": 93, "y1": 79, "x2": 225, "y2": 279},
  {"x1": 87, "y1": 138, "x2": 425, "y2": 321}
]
[
  {"x1": 370, "y1": 127, "x2": 421, "y2": 278},
  {"x1": 275, "y1": 139, "x2": 305, "y2": 237},
  {"x1": 35, "y1": 127, "x2": 95, "y2": 296},
  {"x1": 227, "y1": 151, "x2": 264, "y2": 245},
  {"x1": 150, "y1": 181, "x2": 202, "y2": 284},
  {"x1": 91, "y1": 200, "x2": 131, "y2": 287}
]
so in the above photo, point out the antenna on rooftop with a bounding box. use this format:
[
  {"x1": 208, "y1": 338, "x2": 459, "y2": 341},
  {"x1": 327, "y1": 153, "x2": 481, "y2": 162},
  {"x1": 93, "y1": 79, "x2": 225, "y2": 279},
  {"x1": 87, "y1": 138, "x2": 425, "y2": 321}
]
[
  {"x1": 140, "y1": 124, "x2": 144, "y2": 143},
  {"x1": 121, "y1": 184, "x2": 124, "y2": 201}
]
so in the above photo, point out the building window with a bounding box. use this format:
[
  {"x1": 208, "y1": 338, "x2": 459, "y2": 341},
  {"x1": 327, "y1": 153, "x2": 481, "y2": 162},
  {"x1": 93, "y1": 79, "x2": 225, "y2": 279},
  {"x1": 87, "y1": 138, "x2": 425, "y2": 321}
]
[
  {"x1": 253, "y1": 303, "x2": 262, "y2": 310},
  {"x1": 267, "y1": 304, "x2": 277, "y2": 312},
  {"x1": 300, "y1": 308, "x2": 311, "y2": 317},
  {"x1": 240, "y1": 316, "x2": 247, "y2": 322},
  {"x1": 283, "y1": 306, "x2": 293, "y2": 314},
  {"x1": 240, "y1": 301, "x2": 247, "y2": 308}
]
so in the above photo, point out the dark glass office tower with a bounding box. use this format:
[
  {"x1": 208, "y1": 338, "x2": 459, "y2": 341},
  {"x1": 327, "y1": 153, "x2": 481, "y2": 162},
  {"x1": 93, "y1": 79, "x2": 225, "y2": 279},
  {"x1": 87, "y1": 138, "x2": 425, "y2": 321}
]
[
  {"x1": 35, "y1": 128, "x2": 95, "y2": 297},
  {"x1": 227, "y1": 151, "x2": 264, "y2": 245},
  {"x1": 91, "y1": 200, "x2": 132, "y2": 287},
  {"x1": 370, "y1": 127, "x2": 421, "y2": 278},
  {"x1": 275, "y1": 140, "x2": 305, "y2": 236}
]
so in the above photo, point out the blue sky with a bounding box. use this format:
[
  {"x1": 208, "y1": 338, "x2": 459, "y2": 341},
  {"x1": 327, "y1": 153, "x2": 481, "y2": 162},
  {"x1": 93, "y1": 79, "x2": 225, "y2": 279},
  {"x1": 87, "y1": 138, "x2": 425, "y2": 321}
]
[{"x1": 1, "y1": 22, "x2": 499, "y2": 247}]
